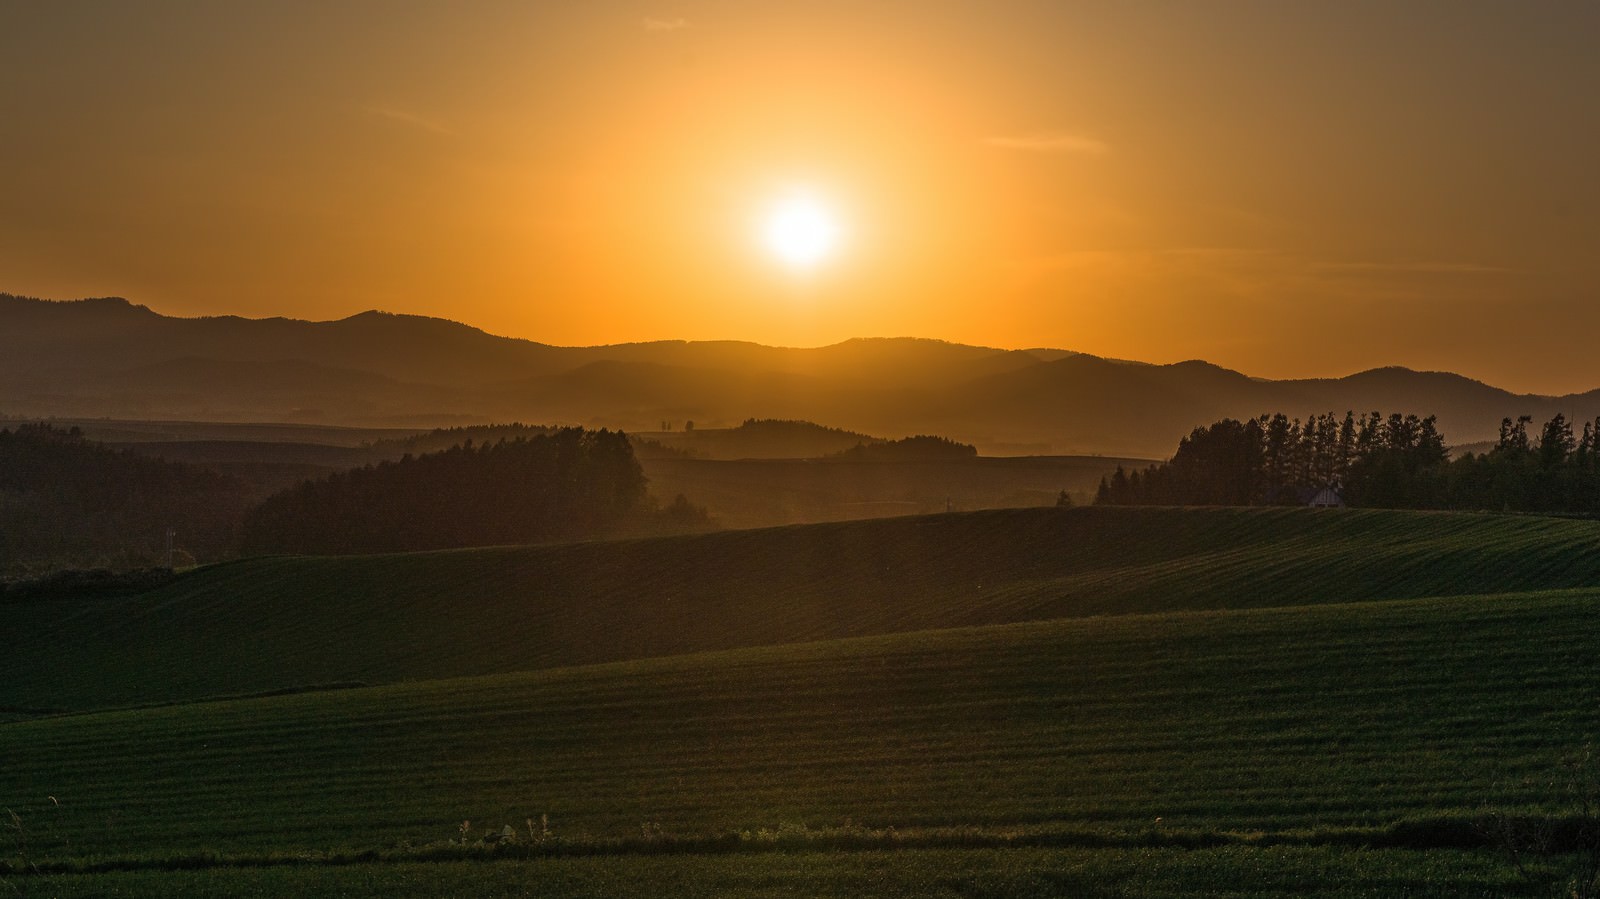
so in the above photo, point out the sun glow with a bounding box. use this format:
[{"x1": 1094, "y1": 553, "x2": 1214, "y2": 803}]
[{"x1": 760, "y1": 191, "x2": 842, "y2": 271}]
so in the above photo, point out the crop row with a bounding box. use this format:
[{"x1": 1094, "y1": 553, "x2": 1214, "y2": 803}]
[
  {"x1": 10, "y1": 846, "x2": 1544, "y2": 898},
  {"x1": 3, "y1": 589, "x2": 1597, "y2": 864},
  {"x1": 6, "y1": 506, "x2": 1600, "y2": 711}
]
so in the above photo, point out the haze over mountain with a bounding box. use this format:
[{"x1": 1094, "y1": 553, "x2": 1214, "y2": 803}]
[{"x1": 7, "y1": 294, "x2": 1598, "y2": 458}]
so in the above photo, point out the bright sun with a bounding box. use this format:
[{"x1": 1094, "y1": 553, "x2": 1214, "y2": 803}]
[{"x1": 761, "y1": 191, "x2": 841, "y2": 271}]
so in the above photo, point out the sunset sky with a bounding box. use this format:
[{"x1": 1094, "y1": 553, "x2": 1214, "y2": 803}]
[{"x1": 3, "y1": 2, "x2": 1596, "y2": 394}]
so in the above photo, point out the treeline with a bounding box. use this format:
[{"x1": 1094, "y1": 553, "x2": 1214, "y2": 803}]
[
  {"x1": 1097, "y1": 411, "x2": 1600, "y2": 514},
  {"x1": 2, "y1": 423, "x2": 714, "y2": 573},
  {"x1": 241, "y1": 425, "x2": 649, "y2": 553},
  {"x1": 240, "y1": 428, "x2": 651, "y2": 555},
  {"x1": 650, "y1": 418, "x2": 879, "y2": 460},
  {"x1": 363, "y1": 423, "x2": 555, "y2": 458},
  {"x1": 832, "y1": 435, "x2": 978, "y2": 462},
  {"x1": 368, "y1": 422, "x2": 704, "y2": 465},
  {"x1": 0, "y1": 424, "x2": 251, "y2": 574},
  {"x1": 733, "y1": 418, "x2": 873, "y2": 441},
  {"x1": 1448, "y1": 414, "x2": 1600, "y2": 513}
]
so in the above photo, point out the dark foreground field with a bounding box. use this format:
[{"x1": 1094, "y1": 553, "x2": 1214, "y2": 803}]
[
  {"x1": 14, "y1": 848, "x2": 1541, "y2": 898},
  {"x1": 3, "y1": 507, "x2": 1598, "y2": 896}
]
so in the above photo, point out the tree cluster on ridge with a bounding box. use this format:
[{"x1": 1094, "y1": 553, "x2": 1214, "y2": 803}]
[
  {"x1": 1097, "y1": 411, "x2": 1600, "y2": 514},
  {"x1": 240, "y1": 428, "x2": 650, "y2": 555}
]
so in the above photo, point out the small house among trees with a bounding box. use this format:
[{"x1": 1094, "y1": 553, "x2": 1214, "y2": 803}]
[{"x1": 1306, "y1": 487, "x2": 1344, "y2": 508}]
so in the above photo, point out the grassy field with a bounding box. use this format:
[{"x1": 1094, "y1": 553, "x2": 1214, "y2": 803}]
[
  {"x1": 12, "y1": 847, "x2": 1543, "y2": 898},
  {"x1": 6, "y1": 506, "x2": 1600, "y2": 712},
  {"x1": 3, "y1": 590, "x2": 1597, "y2": 864},
  {"x1": 636, "y1": 455, "x2": 1146, "y2": 527},
  {"x1": 4, "y1": 507, "x2": 1598, "y2": 895}
]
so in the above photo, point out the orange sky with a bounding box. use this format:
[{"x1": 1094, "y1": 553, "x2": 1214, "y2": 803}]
[{"x1": 3, "y1": 3, "x2": 1597, "y2": 394}]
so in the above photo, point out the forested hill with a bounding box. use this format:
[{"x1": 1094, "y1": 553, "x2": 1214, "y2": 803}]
[
  {"x1": 637, "y1": 419, "x2": 878, "y2": 459},
  {"x1": 8, "y1": 294, "x2": 1600, "y2": 456},
  {"x1": 1101, "y1": 410, "x2": 1600, "y2": 514},
  {"x1": 0, "y1": 424, "x2": 252, "y2": 573},
  {"x1": 239, "y1": 428, "x2": 666, "y2": 555},
  {"x1": 830, "y1": 434, "x2": 977, "y2": 461},
  {"x1": 3, "y1": 424, "x2": 711, "y2": 573}
]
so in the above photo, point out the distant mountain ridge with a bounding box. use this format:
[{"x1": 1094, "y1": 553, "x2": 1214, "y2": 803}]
[{"x1": 5, "y1": 293, "x2": 1597, "y2": 457}]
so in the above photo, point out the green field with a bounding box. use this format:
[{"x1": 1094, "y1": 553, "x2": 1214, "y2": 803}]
[
  {"x1": 4, "y1": 507, "x2": 1599, "y2": 895},
  {"x1": 11, "y1": 848, "x2": 1541, "y2": 898},
  {"x1": 6, "y1": 507, "x2": 1600, "y2": 712},
  {"x1": 636, "y1": 454, "x2": 1148, "y2": 528}
]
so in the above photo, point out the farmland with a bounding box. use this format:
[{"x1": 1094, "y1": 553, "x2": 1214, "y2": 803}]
[
  {"x1": 3, "y1": 507, "x2": 1599, "y2": 895},
  {"x1": 6, "y1": 506, "x2": 1600, "y2": 712},
  {"x1": 8, "y1": 848, "x2": 1537, "y2": 898},
  {"x1": 636, "y1": 454, "x2": 1144, "y2": 528},
  {"x1": 76, "y1": 416, "x2": 1145, "y2": 524}
]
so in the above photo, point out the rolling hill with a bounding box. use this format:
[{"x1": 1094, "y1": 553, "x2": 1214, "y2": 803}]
[
  {"x1": 3, "y1": 505, "x2": 1598, "y2": 896},
  {"x1": 7, "y1": 506, "x2": 1600, "y2": 713},
  {"x1": 2, "y1": 589, "x2": 1596, "y2": 888},
  {"x1": 7, "y1": 293, "x2": 1600, "y2": 456},
  {"x1": 637, "y1": 454, "x2": 1168, "y2": 528}
]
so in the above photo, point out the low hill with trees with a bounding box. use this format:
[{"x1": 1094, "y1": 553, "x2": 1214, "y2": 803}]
[
  {"x1": 638, "y1": 418, "x2": 880, "y2": 459},
  {"x1": 239, "y1": 428, "x2": 650, "y2": 555},
  {"x1": 829, "y1": 434, "x2": 977, "y2": 461},
  {"x1": 1099, "y1": 410, "x2": 1600, "y2": 513},
  {"x1": 1, "y1": 423, "x2": 715, "y2": 572},
  {"x1": 361, "y1": 423, "x2": 557, "y2": 458},
  {"x1": 0, "y1": 424, "x2": 251, "y2": 574}
]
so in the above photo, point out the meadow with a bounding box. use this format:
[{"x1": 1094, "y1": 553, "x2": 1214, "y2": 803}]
[
  {"x1": 634, "y1": 454, "x2": 1144, "y2": 528},
  {"x1": 6, "y1": 507, "x2": 1600, "y2": 712},
  {"x1": 10, "y1": 848, "x2": 1541, "y2": 898},
  {"x1": 3, "y1": 507, "x2": 1599, "y2": 895}
]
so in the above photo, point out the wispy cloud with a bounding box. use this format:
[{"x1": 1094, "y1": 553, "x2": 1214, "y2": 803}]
[
  {"x1": 366, "y1": 105, "x2": 451, "y2": 136},
  {"x1": 1314, "y1": 261, "x2": 1516, "y2": 276},
  {"x1": 985, "y1": 131, "x2": 1109, "y2": 155},
  {"x1": 1019, "y1": 250, "x2": 1514, "y2": 282},
  {"x1": 1015, "y1": 247, "x2": 1277, "y2": 274},
  {"x1": 641, "y1": 16, "x2": 688, "y2": 31}
]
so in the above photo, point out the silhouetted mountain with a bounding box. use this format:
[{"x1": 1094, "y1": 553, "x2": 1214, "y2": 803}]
[{"x1": 6, "y1": 293, "x2": 1598, "y2": 457}]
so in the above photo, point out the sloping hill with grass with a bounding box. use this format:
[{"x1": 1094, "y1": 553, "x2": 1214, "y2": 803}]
[
  {"x1": 6, "y1": 507, "x2": 1600, "y2": 712},
  {"x1": 637, "y1": 453, "x2": 1145, "y2": 527},
  {"x1": 2, "y1": 590, "x2": 1597, "y2": 877}
]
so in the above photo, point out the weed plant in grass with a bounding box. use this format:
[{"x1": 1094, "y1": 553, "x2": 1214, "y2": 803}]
[
  {"x1": 1, "y1": 590, "x2": 1596, "y2": 866},
  {"x1": 7, "y1": 506, "x2": 1600, "y2": 711}
]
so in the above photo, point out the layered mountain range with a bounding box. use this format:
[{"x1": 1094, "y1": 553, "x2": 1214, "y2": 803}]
[{"x1": 6, "y1": 294, "x2": 1596, "y2": 458}]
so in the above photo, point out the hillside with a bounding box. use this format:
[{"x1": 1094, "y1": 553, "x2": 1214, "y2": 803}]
[
  {"x1": 88, "y1": 421, "x2": 1136, "y2": 523},
  {"x1": 8, "y1": 294, "x2": 1600, "y2": 456},
  {"x1": 638, "y1": 454, "x2": 1130, "y2": 527},
  {"x1": 635, "y1": 419, "x2": 879, "y2": 459},
  {"x1": 8, "y1": 506, "x2": 1600, "y2": 712},
  {"x1": 2, "y1": 589, "x2": 1596, "y2": 878}
]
